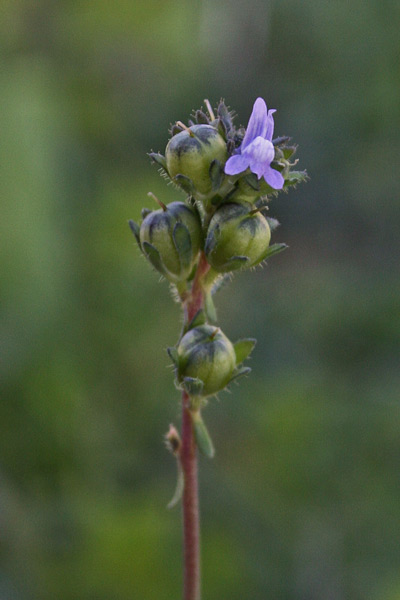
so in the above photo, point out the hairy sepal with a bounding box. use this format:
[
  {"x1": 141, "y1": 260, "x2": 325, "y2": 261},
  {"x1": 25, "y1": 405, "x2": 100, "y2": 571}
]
[
  {"x1": 142, "y1": 241, "x2": 168, "y2": 276},
  {"x1": 259, "y1": 243, "x2": 288, "y2": 262},
  {"x1": 128, "y1": 220, "x2": 141, "y2": 251},
  {"x1": 172, "y1": 222, "x2": 193, "y2": 271},
  {"x1": 234, "y1": 338, "x2": 256, "y2": 364}
]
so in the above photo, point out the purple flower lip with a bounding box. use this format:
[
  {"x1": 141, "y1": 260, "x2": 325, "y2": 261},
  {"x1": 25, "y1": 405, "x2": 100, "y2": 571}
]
[{"x1": 224, "y1": 97, "x2": 284, "y2": 190}]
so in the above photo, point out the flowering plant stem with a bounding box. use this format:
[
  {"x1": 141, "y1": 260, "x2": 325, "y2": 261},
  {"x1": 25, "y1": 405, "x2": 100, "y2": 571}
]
[
  {"x1": 129, "y1": 97, "x2": 307, "y2": 600},
  {"x1": 181, "y1": 390, "x2": 201, "y2": 600},
  {"x1": 179, "y1": 252, "x2": 210, "y2": 600}
]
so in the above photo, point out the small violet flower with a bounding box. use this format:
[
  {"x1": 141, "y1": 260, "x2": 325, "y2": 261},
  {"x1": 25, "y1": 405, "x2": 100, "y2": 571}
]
[{"x1": 224, "y1": 97, "x2": 284, "y2": 190}]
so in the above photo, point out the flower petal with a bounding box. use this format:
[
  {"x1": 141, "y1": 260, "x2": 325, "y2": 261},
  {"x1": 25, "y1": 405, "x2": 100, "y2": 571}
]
[
  {"x1": 243, "y1": 136, "x2": 275, "y2": 179},
  {"x1": 224, "y1": 154, "x2": 249, "y2": 175},
  {"x1": 265, "y1": 109, "x2": 276, "y2": 141},
  {"x1": 241, "y1": 98, "x2": 269, "y2": 151},
  {"x1": 262, "y1": 165, "x2": 284, "y2": 189}
]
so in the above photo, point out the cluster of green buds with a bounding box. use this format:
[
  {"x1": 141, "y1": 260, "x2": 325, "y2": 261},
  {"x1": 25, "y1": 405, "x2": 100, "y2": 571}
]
[{"x1": 129, "y1": 97, "x2": 307, "y2": 460}]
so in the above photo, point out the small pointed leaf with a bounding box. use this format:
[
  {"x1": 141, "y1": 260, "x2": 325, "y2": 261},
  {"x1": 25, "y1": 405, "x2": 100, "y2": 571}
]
[
  {"x1": 191, "y1": 411, "x2": 215, "y2": 458},
  {"x1": 167, "y1": 461, "x2": 184, "y2": 509},
  {"x1": 234, "y1": 338, "x2": 256, "y2": 364},
  {"x1": 205, "y1": 292, "x2": 217, "y2": 324},
  {"x1": 173, "y1": 222, "x2": 193, "y2": 270},
  {"x1": 142, "y1": 241, "x2": 167, "y2": 276}
]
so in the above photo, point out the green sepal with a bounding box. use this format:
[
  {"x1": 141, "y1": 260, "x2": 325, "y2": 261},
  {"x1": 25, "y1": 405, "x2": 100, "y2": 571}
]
[
  {"x1": 141, "y1": 207, "x2": 152, "y2": 219},
  {"x1": 128, "y1": 220, "x2": 141, "y2": 250},
  {"x1": 190, "y1": 411, "x2": 215, "y2": 458},
  {"x1": 167, "y1": 346, "x2": 179, "y2": 367},
  {"x1": 282, "y1": 145, "x2": 298, "y2": 160},
  {"x1": 217, "y1": 119, "x2": 227, "y2": 138},
  {"x1": 244, "y1": 173, "x2": 260, "y2": 191},
  {"x1": 205, "y1": 291, "x2": 217, "y2": 324},
  {"x1": 234, "y1": 338, "x2": 256, "y2": 364},
  {"x1": 219, "y1": 255, "x2": 249, "y2": 271},
  {"x1": 148, "y1": 152, "x2": 168, "y2": 172},
  {"x1": 204, "y1": 224, "x2": 220, "y2": 255},
  {"x1": 173, "y1": 174, "x2": 195, "y2": 195},
  {"x1": 283, "y1": 170, "x2": 308, "y2": 188},
  {"x1": 259, "y1": 179, "x2": 278, "y2": 196},
  {"x1": 170, "y1": 124, "x2": 184, "y2": 136},
  {"x1": 172, "y1": 222, "x2": 193, "y2": 271},
  {"x1": 182, "y1": 377, "x2": 204, "y2": 397},
  {"x1": 217, "y1": 101, "x2": 234, "y2": 135},
  {"x1": 142, "y1": 241, "x2": 167, "y2": 276},
  {"x1": 229, "y1": 365, "x2": 252, "y2": 384},
  {"x1": 187, "y1": 309, "x2": 207, "y2": 332},
  {"x1": 167, "y1": 460, "x2": 184, "y2": 509},
  {"x1": 209, "y1": 159, "x2": 224, "y2": 191},
  {"x1": 259, "y1": 243, "x2": 288, "y2": 262},
  {"x1": 195, "y1": 109, "x2": 209, "y2": 124}
]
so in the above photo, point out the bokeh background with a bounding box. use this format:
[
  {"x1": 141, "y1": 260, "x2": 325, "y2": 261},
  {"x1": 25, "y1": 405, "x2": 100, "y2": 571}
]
[{"x1": 1, "y1": 1, "x2": 400, "y2": 598}]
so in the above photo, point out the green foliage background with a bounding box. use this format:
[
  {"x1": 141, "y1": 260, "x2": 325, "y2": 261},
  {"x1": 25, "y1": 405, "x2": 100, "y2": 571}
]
[{"x1": 1, "y1": 1, "x2": 399, "y2": 598}]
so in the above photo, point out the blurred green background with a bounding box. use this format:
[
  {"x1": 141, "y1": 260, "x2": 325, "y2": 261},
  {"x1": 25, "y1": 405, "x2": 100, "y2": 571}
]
[{"x1": 1, "y1": 1, "x2": 400, "y2": 598}]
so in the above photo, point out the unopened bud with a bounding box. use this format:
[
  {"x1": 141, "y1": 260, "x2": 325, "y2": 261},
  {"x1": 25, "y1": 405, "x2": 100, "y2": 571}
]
[
  {"x1": 205, "y1": 202, "x2": 271, "y2": 272},
  {"x1": 165, "y1": 124, "x2": 227, "y2": 197},
  {"x1": 137, "y1": 201, "x2": 202, "y2": 282},
  {"x1": 177, "y1": 325, "x2": 236, "y2": 397}
]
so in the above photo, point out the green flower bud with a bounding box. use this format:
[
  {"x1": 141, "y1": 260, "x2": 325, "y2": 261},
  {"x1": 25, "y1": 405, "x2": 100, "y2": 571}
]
[
  {"x1": 165, "y1": 125, "x2": 227, "y2": 197},
  {"x1": 204, "y1": 203, "x2": 271, "y2": 272},
  {"x1": 138, "y1": 201, "x2": 202, "y2": 282},
  {"x1": 177, "y1": 325, "x2": 236, "y2": 397}
]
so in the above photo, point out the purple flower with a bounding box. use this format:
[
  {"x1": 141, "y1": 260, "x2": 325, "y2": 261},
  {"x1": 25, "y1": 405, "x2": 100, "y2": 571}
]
[{"x1": 224, "y1": 98, "x2": 284, "y2": 190}]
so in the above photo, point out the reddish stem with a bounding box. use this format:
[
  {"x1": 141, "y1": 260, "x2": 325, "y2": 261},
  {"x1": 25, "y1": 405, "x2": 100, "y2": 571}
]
[
  {"x1": 186, "y1": 252, "x2": 210, "y2": 323},
  {"x1": 180, "y1": 251, "x2": 210, "y2": 600},
  {"x1": 181, "y1": 391, "x2": 201, "y2": 600}
]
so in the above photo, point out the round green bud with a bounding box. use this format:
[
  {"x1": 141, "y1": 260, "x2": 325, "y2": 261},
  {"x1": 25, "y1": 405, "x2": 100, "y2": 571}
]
[
  {"x1": 205, "y1": 202, "x2": 271, "y2": 272},
  {"x1": 177, "y1": 325, "x2": 236, "y2": 397},
  {"x1": 165, "y1": 125, "x2": 227, "y2": 196},
  {"x1": 140, "y1": 201, "x2": 202, "y2": 282}
]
